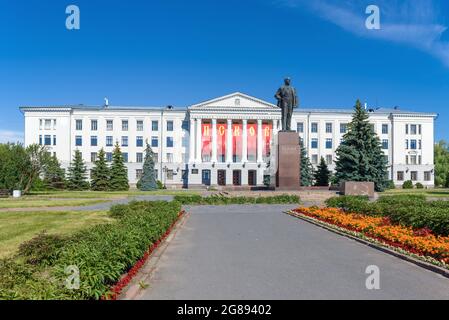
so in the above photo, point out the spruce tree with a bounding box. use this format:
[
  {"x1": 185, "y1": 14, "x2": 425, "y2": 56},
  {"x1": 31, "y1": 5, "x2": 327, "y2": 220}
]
[
  {"x1": 334, "y1": 100, "x2": 389, "y2": 191},
  {"x1": 109, "y1": 143, "x2": 129, "y2": 191},
  {"x1": 138, "y1": 143, "x2": 158, "y2": 191},
  {"x1": 299, "y1": 138, "x2": 314, "y2": 187},
  {"x1": 43, "y1": 155, "x2": 66, "y2": 190},
  {"x1": 314, "y1": 157, "x2": 331, "y2": 187},
  {"x1": 66, "y1": 150, "x2": 89, "y2": 190},
  {"x1": 91, "y1": 149, "x2": 110, "y2": 191}
]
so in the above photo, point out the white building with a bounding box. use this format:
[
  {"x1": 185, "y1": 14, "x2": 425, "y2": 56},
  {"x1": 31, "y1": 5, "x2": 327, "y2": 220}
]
[{"x1": 21, "y1": 92, "x2": 437, "y2": 188}]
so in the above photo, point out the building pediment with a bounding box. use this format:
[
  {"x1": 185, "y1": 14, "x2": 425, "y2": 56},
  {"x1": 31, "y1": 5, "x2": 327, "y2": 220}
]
[{"x1": 189, "y1": 92, "x2": 278, "y2": 112}]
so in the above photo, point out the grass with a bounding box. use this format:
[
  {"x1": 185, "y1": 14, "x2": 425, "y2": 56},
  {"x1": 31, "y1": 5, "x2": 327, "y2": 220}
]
[
  {"x1": 0, "y1": 210, "x2": 112, "y2": 259},
  {"x1": 27, "y1": 189, "x2": 201, "y2": 199},
  {"x1": 383, "y1": 188, "x2": 449, "y2": 198},
  {"x1": 0, "y1": 198, "x2": 108, "y2": 209}
]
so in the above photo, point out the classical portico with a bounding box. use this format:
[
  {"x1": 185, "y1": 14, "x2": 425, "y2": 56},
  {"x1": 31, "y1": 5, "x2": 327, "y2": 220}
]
[{"x1": 187, "y1": 92, "x2": 281, "y2": 187}]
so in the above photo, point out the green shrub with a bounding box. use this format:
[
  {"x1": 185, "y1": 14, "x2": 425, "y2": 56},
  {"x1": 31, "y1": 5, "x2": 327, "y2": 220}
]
[
  {"x1": 18, "y1": 232, "x2": 68, "y2": 266},
  {"x1": 385, "y1": 180, "x2": 396, "y2": 190},
  {"x1": 402, "y1": 180, "x2": 414, "y2": 189},
  {"x1": 109, "y1": 203, "x2": 131, "y2": 218},
  {"x1": 415, "y1": 182, "x2": 424, "y2": 189},
  {"x1": 174, "y1": 194, "x2": 300, "y2": 205}
]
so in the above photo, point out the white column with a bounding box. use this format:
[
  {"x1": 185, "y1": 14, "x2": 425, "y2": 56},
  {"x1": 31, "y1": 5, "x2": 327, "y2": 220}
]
[
  {"x1": 257, "y1": 119, "x2": 263, "y2": 163},
  {"x1": 226, "y1": 119, "x2": 233, "y2": 163},
  {"x1": 242, "y1": 119, "x2": 248, "y2": 163},
  {"x1": 211, "y1": 119, "x2": 217, "y2": 163},
  {"x1": 196, "y1": 118, "x2": 202, "y2": 163},
  {"x1": 189, "y1": 118, "x2": 195, "y2": 163}
]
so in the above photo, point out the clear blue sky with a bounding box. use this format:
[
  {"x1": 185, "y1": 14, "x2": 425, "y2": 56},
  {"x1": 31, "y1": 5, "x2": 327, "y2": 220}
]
[{"x1": 1, "y1": 0, "x2": 449, "y2": 142}]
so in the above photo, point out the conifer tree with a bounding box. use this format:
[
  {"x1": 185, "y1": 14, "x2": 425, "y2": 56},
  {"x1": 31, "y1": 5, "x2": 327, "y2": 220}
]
[
  {"x1": 43, "y1": 154, "x2": 66, "y2": 190},
  {"x1": 66, "y1": 150, "x2": 89, "y2": 190},
  {"x1": 138, "y1": 143, "x2": 158, "y2": 191},
  {"x1": 91, "y1": 148, "x2": 110, "y2": 191},
  {"x1": 314, "y1": 157, "x2": 331, "y2": 187},
  {"x1": 299, "y1": 138, "x2": 314, "y2": 187},
  {"x1": 334, "y1": 100, "x2": 389, "y2": 191},
  {"x1": 109, "y1": 142, "x2": 129, "y2": 191}
]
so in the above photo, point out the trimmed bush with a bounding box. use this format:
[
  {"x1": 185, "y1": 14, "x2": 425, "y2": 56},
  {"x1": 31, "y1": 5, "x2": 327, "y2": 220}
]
[
  {"x1": 416, "y1": 182, "x2": 424, "y2": 189},
  {"x1": 402, "y1": 180, "x2": 414, "y2": 189},
  {"x1": 174, "y1": 194, "x2": 300, "y2": 205}
]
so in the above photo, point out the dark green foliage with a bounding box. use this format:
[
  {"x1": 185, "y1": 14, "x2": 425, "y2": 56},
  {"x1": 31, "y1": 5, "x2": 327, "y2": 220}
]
[
  {"x1": 174, "y1": 194, "x2": 300, "y2": 205},
  {"x1": 138, "y1": 143, "x2": 158, "y2": 191},
  {"x1": 434, "y1": 140, "x2": 449, "y2": 187},
  {"x1": 109, "y1": 143, "x2": 129, "y2": 191},
  {"x1": 334, "y1": 100, "x2": 389, "y2": 192},
  {"x1": 325, "y1": 194, "x2": 449, "y2": 236},
  {"x1": 43, "y1": 155, "x2": 66, "y2": 190},
  {"x1": 18, "y1": 232, "x2": 68, "y2": 266},
  {"x1": 91, "y1": 149, "x2": 110, "y2": 191},
  {"x1": 299, "y1": 139, "x2": 314, "y2": 187},
  {"x1": 314, "y1": 157, "x2": 331, "y2": 187},
  {"x1": 66, "y1": 150, "x2": 89, "y2": 190},
  {"x1": 385, "y1": 180, "x2": 396, "y2": 190},
  {"x1": 446, "y1": 172, "x2": 449, "y2": 188},
  {"x1": 109, "y1": 204, "x2": 131, "y2": 219},
  {"x1": 415, "y1": 182, "x2": 424, "y2": 189},
  {"x1": 402, "y1": 180, "x2": 414, "y2": 189},
  {"x1": 0, "y1": 201, "x2": 181, "y2": 300},
  {"x1": 157, "y1": 180, "x2": 165, "y2": 189}
]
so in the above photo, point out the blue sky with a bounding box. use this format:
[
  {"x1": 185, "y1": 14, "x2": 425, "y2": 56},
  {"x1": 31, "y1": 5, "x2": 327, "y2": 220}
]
[{"x1": 1, "y1": 0, "x2": 449, "y2": 142}]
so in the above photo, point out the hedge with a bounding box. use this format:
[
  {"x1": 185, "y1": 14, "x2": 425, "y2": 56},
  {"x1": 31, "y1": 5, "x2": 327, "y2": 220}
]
[
  {"x1": 325, "y1": 195, "x2": 449, "y2": 236},
  {"x1": 0, "y1": 200, "x2": 181, "y2": 300},
  {"x1": 174, "y1": 194, "x2": 301, "y2": 205}
]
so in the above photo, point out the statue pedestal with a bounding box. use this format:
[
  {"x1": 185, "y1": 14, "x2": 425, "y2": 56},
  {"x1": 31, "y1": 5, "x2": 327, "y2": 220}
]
[{"x1": 276, "y1": 131, "x2": 301, "y2": 190}]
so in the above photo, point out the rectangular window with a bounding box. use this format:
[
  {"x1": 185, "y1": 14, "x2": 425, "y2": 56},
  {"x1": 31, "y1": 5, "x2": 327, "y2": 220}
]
[
  {"x1": 53, "y1": 119, "x2": 57, "y2": 130},
  {"x1": 397, "y1": 171, "x2": 404, "y2": 181},
  {"x1": 167, "y1": 170, "x2": 174, "y2": 181},
  {"x1": 136, "y1": 153, "x2": 143, "y2": 163},
  {"x1": 325, "y1": 138, "x2": 332, "y2": 149},
  {"x1": 311, "y1": 155, "x2": 318, "y2": 165},
  {"x1": 122, "y1": 120, "x2": 129, "y2": 131},
  {"x1": 406, "y1": 124, "x2": 409, "y2": 135},
  {"x1": 325, "y1": 155, "x2": 333, "y2": 165},
  {"x1": 382, "y1": 139, "x2": 389, "y2": 150},
  {"x1": 76, "y1": 120, "x2": 83, "y2": 131},
  {"x1": 91, "y1": 120, "x2": 98, "y2": 131},
  {"x1": 136, "y1": 136, "x2": 143, "y2": 147},
  {"x1": 325, "y1": 123, "x2": 333, "y2": 134},
  {"x1": 418, "y1": 124, "x2": 422, "y2": 135},
  {"x1": 75, "y1": 136, "x2": 82, "y2": 146},
  {"x1": 39, "y1": 119, "x2": 43, "y2": 130},
  {"x1": 106, "y1": 152, "x2": 113, "y2": 162},
  {"x1": 410, "y1": 155, "x2": 417, "y2": 165},
  {"x1": 311, "y1": 138, "x2": 318, "y2": 149},
  {"x1": 182, "y1": 121, "x2": 189, "y2": 131},
  {"x1": 45, "y1": 119, "x2": 52, "y2": 130},
  {"x1": 91, "y1": 152, "x2": 97, "y2": 163},
  {"x1": 419, "y1": 140, "x2": 422, "y2": 150},
  {"x1": 406, "y1": 155, "x2": 409, "y2": 165},
  {"x1": 121, "y1": 136, "x2": 128, "y2": 147},
  {"x1": 39, "y1": 135, "x2": 42, "y2": 145},
  {"x1": 167, "y1": 121, "x2": 174, "y2": 131},
  {"x1": 136, "y1": 169, "x2": 143, "y2": 180},
  {"x1": 410, "y1": 139, "x2": 417, "y2": 150},
  {"x1": 91, "y1": 136, "x2": 98, "y2": 147},
  {"x1": 297, "y1": 122, "x2": 304, "y2": 133},
  {"x1": 311, "y1": 123, "x2": 318, "y2": 133},
  {"x1": 153, "y1": 152, "x2": 159, "y2": 163},
  {"x1": 166, "y1": 153, "x2": 174, "y2": 163},
  {"x1": 44, "y1": 135, "x2": 52, "y2": 146},
  {"x1": 136, "y1": 120, "x2": 144, "y2": 131},
  {"x1": 410, "y1": 124, "x2": 417, "y2": 135},
  {"x1": 411, "y1": 171, "x2": 418, "y2": 181},
  {"x1": 418, "y1": 155, "x2": 422, "y2": 165},
  {"x1": 382, "y1": 124, "x2": 389, "y2": 134},
  {"x1": 152, "y1": 120, "x2": 159, "y2": 131},
  {"x1": 166, "y1": 136, "x2": 174, "y2": 148},
  {"x1": 151, "y1": 136, "x2": 158, "y2": 148},
  {"x1": 53, "y1": 135, "x2": 57, "y2": 146},
  {"x1": 424, "y1": 171, "x2": 431, "y2": 181},
  {"x1": 123, "y1": 153, "x2": 128, "y2": 163},
  {"x1": 107, "y1": 120, "x2": 113, "y2": 131},
  {"x1": 340, "y1": 123, "x2": 347, "y2": 134},
  {"x1": 405, "y1": 139, "x2": 409, "y2": 149},
  {"x1": 106, "y1": 136, "x2": 113, "y2": 147}
]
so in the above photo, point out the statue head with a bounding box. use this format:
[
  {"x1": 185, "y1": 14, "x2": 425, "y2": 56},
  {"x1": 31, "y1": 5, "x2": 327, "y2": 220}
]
[{"x1": 284, "y1": 77, "x2": 291, "y2": 86}]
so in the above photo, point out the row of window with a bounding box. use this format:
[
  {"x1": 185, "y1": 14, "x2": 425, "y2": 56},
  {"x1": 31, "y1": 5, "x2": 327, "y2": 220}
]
[
  {"x1": 406, "y1": 124, "x2": 422, "y2": 135},
  {"x1": 39, "y1": 135, "x2": 57, "y2": 146},
  {"x1": 75, "y1": 119, "x2": 176, "y2": 132},
  {"x1": 39, "y1": 119, "x2": 57, "y2": 130},
  {"x1": 74, "y1": 136, "x2": 174, "y2": 148},
  {"x1": 406, "y1": 139, "x2": 422, "y2": 150},
  {"x1": 405, "y1": 155, "x2": 423, "y2": 165},
  {"x1": 87, "y1": 152, "x2": 168, "y2": 163},
  {"x1": 297, "y1": 122, "x2": 389, "y2": 135},
  {"x1": 397, "y1": 171, "x2": 432, "y2": 182}
]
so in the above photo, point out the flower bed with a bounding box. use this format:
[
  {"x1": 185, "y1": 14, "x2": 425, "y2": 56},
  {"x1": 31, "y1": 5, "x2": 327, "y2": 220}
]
[{"x1": 290, "y1": 207, "x2": 449, "y2": 269}]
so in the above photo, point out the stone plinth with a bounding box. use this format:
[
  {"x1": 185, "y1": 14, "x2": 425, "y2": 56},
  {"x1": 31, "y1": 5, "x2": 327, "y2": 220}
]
[
  {"x1": 340, "y1": 181, "x2": 375, "y2": 198},
  {"x1": 276, "y1": 131, "x2": 300, "y2": 190}
]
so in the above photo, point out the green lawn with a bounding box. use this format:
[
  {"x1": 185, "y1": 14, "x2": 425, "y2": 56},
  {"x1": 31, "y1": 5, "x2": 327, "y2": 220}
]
[
  {"x1": 0, "y1": 210, "x2": 112, "y2": 259},
  {"x1": 383, "y1": 188, "x2": 449, "y2": 198},
  {"x1": 0, "y1": 198, "x2": 108, "y2": 209},
  {"x1": 27, "y1": 189, "x2": 202, "y2": 199}
]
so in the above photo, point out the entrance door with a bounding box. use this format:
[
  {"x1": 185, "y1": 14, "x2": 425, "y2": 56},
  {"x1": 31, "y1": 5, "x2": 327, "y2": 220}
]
[
  {"x1": 202, "y1": 170, "x2": 211, "y2": 186},
  {"x1": 233, "y1": 170, "x2": 242, "y2": 186},
  {"x1": 248, "y1": 170, "x2": 257, "y2": 186},
  {"x1": 217, "y1": 170, "x2": 226, "y2": 186}
]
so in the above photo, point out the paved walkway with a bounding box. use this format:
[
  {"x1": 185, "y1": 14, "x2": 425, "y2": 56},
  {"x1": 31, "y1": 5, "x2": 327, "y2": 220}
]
[{"x1": 132, "y1": 205, "x2": 449, "y2": 300}]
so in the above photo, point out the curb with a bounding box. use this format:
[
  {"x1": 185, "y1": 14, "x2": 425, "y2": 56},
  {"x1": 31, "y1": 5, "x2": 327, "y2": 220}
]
[
  {"x1": 118, "y1": 210, "x2": 190, "y2": 300},
  {"x1": 286, "y1": 210, "x2": 449, "y2": 279}
]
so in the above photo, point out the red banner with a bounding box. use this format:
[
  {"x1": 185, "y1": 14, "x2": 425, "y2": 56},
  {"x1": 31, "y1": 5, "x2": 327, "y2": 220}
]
[
  {"x1": 247, "y1": 123, "x2": 257, "y2": 162},
  {"x1": 262, "y1": 123, "x2": 272, "y2": 157},
  {"x1": 232, "y1": 123, "x2": 242, "y2": 162},
  {"x1": 217, "y1": 123, "x2": 227, "y2": 162},
  {"x1": 202, "y1": 123, "x2": 212, "y2": 161}
]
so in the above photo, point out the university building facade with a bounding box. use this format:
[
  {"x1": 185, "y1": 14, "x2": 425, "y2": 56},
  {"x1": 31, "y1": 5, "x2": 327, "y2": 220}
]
[{"x1": 21, "y1": 92, "x2": 437, "y2": 188}]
